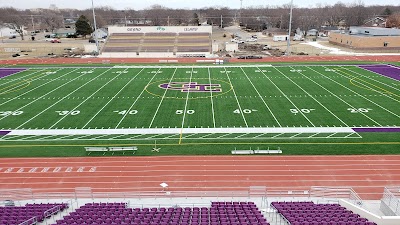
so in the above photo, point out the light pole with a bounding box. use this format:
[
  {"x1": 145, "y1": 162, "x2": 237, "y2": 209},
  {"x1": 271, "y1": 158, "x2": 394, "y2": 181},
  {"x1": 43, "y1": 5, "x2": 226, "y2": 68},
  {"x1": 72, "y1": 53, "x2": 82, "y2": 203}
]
[
  {"x1": 286, "y1": 0, "x2": 294, "y2": 56},
  {"x1": 91, "y1": 0, "x2": 100, "y2": 55}
]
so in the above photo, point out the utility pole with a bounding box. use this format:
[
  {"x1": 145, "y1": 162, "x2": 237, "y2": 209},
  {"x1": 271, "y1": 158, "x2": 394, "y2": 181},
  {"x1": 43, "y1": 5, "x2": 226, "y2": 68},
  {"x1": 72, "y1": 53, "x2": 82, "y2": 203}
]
[
  {"x1": 239, "y1": 0, "x2": 243, "y2": 25},
  {"x1": 220, "y1": 15, "x2": 223, "y2": 28},
  {"x1": 31, "y1": 15, "x2": 35, "y2": 31},
  {"x1": 286, "y1": 0, "x2": 294, "y2": 56},
  {"x1": 91, "y1": 0, "x2": 100, "y2": 55},
  {"x1": 168, "y1": 16, "x2": 170, "y2": 26}
]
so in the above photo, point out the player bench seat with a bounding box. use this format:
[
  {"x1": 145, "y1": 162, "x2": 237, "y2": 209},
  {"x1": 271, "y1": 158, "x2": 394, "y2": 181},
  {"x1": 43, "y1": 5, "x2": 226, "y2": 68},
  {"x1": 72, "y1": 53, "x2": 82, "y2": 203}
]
[
  {"x1": 85, "y1": 147, "x2": 108, "y2": 155},
  {"x1": 254, "y1": 150, "x2": 282, "y2": 154},
  {"x1": 231, "y1": 150, "x2": 254, "y2": 155},
  {"x1": 108, "y1": 147, "x2": 138, "y2": 155}
]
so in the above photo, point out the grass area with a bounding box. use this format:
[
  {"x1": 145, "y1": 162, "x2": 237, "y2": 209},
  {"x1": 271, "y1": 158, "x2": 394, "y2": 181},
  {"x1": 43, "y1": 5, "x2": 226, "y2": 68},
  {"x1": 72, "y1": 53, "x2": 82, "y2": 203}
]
[{"x1": 0, "y1": 64, "x2": 399, "y2": 157}]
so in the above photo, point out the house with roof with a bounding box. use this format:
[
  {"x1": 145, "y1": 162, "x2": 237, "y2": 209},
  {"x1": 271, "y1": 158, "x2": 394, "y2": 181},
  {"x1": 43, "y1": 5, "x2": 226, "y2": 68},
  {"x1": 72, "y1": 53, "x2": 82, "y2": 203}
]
[{"x1": 364, "y1": 16, "x2": 388, "y2": 27}]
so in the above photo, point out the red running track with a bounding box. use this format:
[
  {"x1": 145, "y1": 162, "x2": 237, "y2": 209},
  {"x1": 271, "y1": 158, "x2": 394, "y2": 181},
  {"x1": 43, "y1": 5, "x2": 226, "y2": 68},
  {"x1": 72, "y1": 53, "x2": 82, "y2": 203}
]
[{"x1": 0, "y1": 155, "x2": 399, "y2": 200}]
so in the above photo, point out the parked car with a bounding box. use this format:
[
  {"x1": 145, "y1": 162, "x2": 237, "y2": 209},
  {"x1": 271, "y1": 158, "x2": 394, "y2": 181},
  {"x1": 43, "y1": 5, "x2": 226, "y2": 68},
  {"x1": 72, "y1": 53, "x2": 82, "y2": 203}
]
[
  {"x1": 237, "y1": 55, "x2": 262, "y2": 59},
  {"x1": 9, "y1": 35, "x2": 16, "y2": 39},
  {"x1": 88, "y1": 39, "x2": 96, "y2": 43},
  {"x1": 246, "y1": 38, "x2": 257, "y2": 42},
  {"x1": 50, "y1": 39, "x2": 61, "y2": 43},
  {"x1": 263, "y1": 45, "x2": 272, "y2": 50}
]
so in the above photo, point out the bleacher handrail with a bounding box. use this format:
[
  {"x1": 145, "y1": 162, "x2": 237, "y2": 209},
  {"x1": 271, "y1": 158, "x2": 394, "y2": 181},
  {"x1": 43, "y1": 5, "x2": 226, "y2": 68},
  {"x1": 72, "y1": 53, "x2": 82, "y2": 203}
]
[
  {"x1": 381, "y1": 186, "x2": 400, "y2": 215},
  {"x1": 17, "y1": 217, "x2": 37, "y2": 225}
]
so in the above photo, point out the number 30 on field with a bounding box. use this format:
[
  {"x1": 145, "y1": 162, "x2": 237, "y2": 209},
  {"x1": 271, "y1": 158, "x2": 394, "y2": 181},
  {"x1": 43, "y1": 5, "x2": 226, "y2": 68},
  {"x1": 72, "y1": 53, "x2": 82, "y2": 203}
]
[
  {"x1": 0, "y1": 111, "x2": 23, "y2": 116},
  {"x1": 55, "y1": 110, "x2": 80, "y2": 116}
]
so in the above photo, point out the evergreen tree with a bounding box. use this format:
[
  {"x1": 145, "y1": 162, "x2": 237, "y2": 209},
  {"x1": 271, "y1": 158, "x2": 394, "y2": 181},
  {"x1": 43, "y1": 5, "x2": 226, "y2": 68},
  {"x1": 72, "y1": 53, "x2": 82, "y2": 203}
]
[
  {"x1": 192, "y1": 13, "x2": 200, "y2": 26},
  {"x1": 382, "y1": 7, "x2": 392, "y2": 16},
  {"x1": 75, "y1": 15, "x2": 93, "y2": 38}
]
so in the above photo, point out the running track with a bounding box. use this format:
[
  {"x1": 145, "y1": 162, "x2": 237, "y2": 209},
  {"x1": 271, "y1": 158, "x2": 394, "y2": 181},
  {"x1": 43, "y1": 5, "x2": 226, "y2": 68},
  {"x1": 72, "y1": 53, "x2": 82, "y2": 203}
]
[{"x1": 0, "y1": 155, "x2": 399, "y2": 200}]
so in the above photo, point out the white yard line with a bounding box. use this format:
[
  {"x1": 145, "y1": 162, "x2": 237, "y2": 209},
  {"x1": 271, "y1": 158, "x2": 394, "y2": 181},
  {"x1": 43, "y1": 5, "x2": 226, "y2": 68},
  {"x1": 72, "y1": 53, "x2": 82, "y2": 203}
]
[
  {"x1": 224, "y1": 67, "x2": 248, "y2": 127},
  {"x1": 216, "y1": 133, "x2": 232, "y2": 138},
  {"x1": 0, "y1": 69, "x2": 83, "y2": 123},
  {"x1": 113, "y1": 65, "x2": 274, "y2": 69},
  {"x1": 303, "y1": 66, "x2": 383, "y2": 126},
  {"x1": 148, "y1": 68, "x2": 178, "y2": 128},
  {"x1": 263, "y1": 66, "x2": 315, "y2": 127},
  {"x1": 0, "y1": 68, "x2": 46, "y2": 88},
  {"x1": 252, "y1": 133, "x2": 266, "y2": 138},
  {"x1": 115, "y1": 68, "x2": 161, "y2": 128},
  {"x1": 290, "y1": 133, "x2": 302, "y2": 138},
  {"x1": 339, "y1": 66, "x2": 400, "y2": 104},
  {"x1": 345, "y1": 66, "x2": 400, "y2": 91},
  {"x1": 180, "y1": 67, "x2": 194, "y2": 130},
  {"x1": 0, "y1": 68, "x2": 69, "y2": 107},
  {"x1": 240, "y1": 67, "x2": 281, "y2": 127},
  {"x1": 235, "y1": 133, "x2": 249, "y2": 138},
  {"x1": 7, "y1": 127, "x2": 356, "y2": 136},
  {"x1": 350, "y1": 78, "x2": 400, "y2": 104},
  {"x1": 183, "y1": 133, "x2": 198, "y2": 138},
  {"x1": 315, "y1": 66, "x2": 400, "y2": 121},
  {"x1": 82, "y1": 68, "x2": 144, "y2": 128},
  {"x1": 50, "y1": 69, "x2": 128, "y2": 129},
  {"x1": 207, "y1": 67, "x2": 216, "y2": 128},
  {"x1": 15, "y1": 68, "x2": 114, "y2": 129},
  {"x1": 287, "y1": 66, "x2": 349, "y2": 127},
  {"x1": 325, "y1": 133, "x2": 338, "y2": 138}
]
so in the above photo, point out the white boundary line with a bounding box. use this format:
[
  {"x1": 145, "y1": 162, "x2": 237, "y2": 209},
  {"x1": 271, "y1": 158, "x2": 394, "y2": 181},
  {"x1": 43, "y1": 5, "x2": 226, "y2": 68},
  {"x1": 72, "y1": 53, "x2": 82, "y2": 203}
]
[
  {"x1": 263, "y1": 66, "x2": 315, "y2": 127},
  {"x1": 7, "y1": 127, "x2": 356, "y2": 136},
  {"x1": 148, "y1": 68, "x2": 177, "y2": 128},
  {"x1": 82, "y1": 68, "x2": 144, "y2": 128},
  {"x1": 115, "y1": 68, "x2": 161, "y2": 128},
  {"x1": 305, "y1": 66, "x2": 383, "y2": 126},
  {"x1": 240, "y1": 67, "x2": 281, "y2": 127},
  {"x1": 224, "y1": 67, "x2": 248, "y2": 127},
  {"x1": 207, "y1": 67, "x2": 216, "y2": 128}
]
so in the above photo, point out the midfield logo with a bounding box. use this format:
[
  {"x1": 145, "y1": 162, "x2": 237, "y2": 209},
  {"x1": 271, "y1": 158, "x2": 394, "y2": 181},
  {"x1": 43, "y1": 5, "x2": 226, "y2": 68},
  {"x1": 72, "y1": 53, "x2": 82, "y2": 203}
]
[{"x1": 159, "y1": 82, "x2": 222, "y2": 92}]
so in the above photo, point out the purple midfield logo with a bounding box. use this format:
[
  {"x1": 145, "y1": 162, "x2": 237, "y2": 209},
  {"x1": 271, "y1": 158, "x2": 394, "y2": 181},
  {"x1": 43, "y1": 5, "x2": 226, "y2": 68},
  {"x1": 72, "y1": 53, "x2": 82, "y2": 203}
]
[{"x1": 159, "y1": 82, "x2": 222, "y2": 92}]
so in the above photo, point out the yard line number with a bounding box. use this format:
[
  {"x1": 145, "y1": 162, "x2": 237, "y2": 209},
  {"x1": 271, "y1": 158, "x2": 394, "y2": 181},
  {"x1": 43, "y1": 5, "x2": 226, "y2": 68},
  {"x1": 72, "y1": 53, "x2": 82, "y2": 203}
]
[
  {"x1": 0, "y1": 111, "x2": 23, "y2": 116},
  {"x1": 290, "y1": 108, "x2": 315, "y2": 114},
  {"x1": 55, "y1": 110, "x2": 80, "y2": 116},
  {"x1": 347, "y1": 108, "x2": 372, "y2": 113},
  {"x1": 114, "y1": 110, "x2": 138, "y2": 115},
  {"x1": 234, "y1": 109, "x2": 257, "y2": 114},
  {"x1": 176, "y1": 110, "x2": 195, "y2": 115}
]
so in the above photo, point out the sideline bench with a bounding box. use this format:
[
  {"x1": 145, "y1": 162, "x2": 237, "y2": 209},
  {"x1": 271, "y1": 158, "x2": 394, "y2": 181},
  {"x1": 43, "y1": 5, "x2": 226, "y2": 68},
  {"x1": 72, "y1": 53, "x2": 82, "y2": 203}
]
[
  {"x1": 108, "y1": 146, "x2": 138, "y2": 155},
  {"x1": 231, "y1": 147, "x2": 282, "y2": 155},
  {"x1": 254, "y1": 150, "x2": 282, "y2": 154},
  {"x1": 85, "y1": 147, "x2": 108, "y2": 155},
  {"x1": 231, "y1": 150, "x2": 254, "y2": 155}
]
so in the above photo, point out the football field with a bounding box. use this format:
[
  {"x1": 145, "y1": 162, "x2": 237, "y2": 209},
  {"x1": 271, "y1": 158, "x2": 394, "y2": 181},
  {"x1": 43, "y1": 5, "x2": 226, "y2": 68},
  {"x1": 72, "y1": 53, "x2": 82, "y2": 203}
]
[{"x1": 0, "y1": 64, "x2": 399, "y2": 148}]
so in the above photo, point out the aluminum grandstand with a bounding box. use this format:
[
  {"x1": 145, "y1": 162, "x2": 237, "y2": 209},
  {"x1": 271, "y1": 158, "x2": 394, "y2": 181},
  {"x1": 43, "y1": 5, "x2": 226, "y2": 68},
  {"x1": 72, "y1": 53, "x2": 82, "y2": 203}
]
[{"x1": 100, "y1": 26, "x2": 212, "y2": 58}]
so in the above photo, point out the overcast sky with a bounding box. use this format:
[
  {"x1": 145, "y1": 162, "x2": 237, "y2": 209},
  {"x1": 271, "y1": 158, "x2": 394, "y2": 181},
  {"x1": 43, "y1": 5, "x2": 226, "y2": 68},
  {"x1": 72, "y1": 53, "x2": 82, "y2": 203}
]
[{"x1": 0, "y1": 0, "x2": 399, "y2": 10}]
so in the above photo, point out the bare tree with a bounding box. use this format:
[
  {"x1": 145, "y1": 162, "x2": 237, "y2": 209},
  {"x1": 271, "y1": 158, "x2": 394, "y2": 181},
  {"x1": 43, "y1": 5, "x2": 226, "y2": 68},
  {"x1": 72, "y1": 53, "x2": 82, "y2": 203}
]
[
  {"x1": 42, "y1": 11, "x2": 64, "y2": 32},
  {"x1": 0, "y1": 7, "x2": 28, "y2": 40},
  {"x1": 386, "y1": 13, "x2": 400, "y2": 28}
]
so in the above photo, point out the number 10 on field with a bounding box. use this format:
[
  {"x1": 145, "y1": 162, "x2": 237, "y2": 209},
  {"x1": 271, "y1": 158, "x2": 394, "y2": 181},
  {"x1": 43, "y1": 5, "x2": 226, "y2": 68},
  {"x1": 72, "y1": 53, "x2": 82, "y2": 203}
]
[{"x1": 290, "y1": 108, "x2": 315, "y2": 114}]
